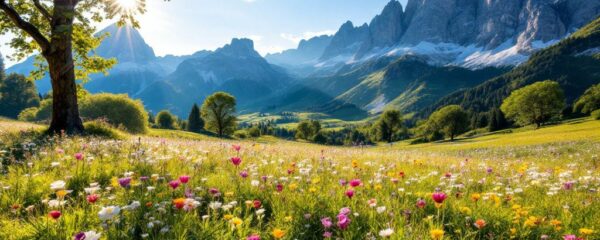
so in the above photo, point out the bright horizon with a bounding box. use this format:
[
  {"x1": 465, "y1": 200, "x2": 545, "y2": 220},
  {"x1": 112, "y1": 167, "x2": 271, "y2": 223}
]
[{"x1": 1, "y1": 0, "x2": 407, "y2": 67}]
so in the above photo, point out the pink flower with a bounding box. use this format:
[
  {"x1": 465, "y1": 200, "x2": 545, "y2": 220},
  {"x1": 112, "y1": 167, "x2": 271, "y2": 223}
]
[
  {"x1": 87, "y1": 194, "x2": 99, "y2": 204},
  {"x1": 321, "y1": 217, "x2": 332, "y2": 228},
  {"x1": 323, "y1": 232, "x2": 332, "y2": 238},
  {"x1": 563, "y1": 181, "x2": 575, "y2": 190},
  {"x1": 563, "y1": 235, "x2": 578, "y2": 240},
  {"x1": 432, "y1": 192, "x2": 447, "y2": 204},
  {"x1": 246, "y1": 234, "x2": 260, "y2": 240},
  {"x1": 345, "y1": 189, "x2": 354, "y2": 198},
  {"x1": 240, "y1": 171, "x2": 249, "y2": 178},
  {"x1": 232, "y1": 145, "x2": 241, "y2": 152},
  {"x1": 416, "y1": 199, "x2": 426, "y2": 208},
  {"x1": 349, "y1": 179, "x2": 361, "y2": 187},
  {"x1": 276, "y1": 183, "x2": 284, "y2": 192},
  {"x1": 339, "y1": 207, "x2": 351, "y2": 215},
  {"x1": 339, "y1": 179, "x2": 347, "y2": 186},
  {"x1": 231, "y1": 157, "x2": 242, "y2": 166},
  {"x1": 74, "y1": 152, "x2": 83, "y2": 161},
  {"x1": 179, "y1": 175, "x2": 190, "y2": 184},
  {"x1": 336, "y1": 213, "x2": 351, "y2": 230},
  {"x1": 169, "y1": 180, "x2": 180, "y2": 189}
]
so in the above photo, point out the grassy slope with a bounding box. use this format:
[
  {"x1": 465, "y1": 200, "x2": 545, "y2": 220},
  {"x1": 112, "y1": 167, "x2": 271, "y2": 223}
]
[{"x1": 392, "y1": 118, "x2": 600, "y2": 151}]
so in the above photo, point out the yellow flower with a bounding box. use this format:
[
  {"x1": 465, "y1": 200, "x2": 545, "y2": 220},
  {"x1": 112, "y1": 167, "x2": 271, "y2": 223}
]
[
  {"x1": 56, "y1": 190, "x2": 68, "y2": 199},
  {"x1": 272, "y1": 228, "x2": 286, "y2": 239},
  {"x1": 230, "y1": 217, "x2": 243, "y2": 227},
  {"x1": 430, "y1": 229, "x2": 444, "y2": 240},
  {"x1": 471, "y1": 193, "x2": 481, "y2": 202},
  {"x1": 110, "y1": 177, "x2": 119, "y2": 188},
  {"x1": 289, "y1": 183, "x2": 298, "y2": 191},
  {"x1": 550, "y1": 220, "x2": 562, "y2": 231},
  {"x1": 352, "y1": 160, "x2": 359, "y2": 168},
  {"x1": 374, "y1": 184, "x2": 382, "y2": 191},
  {"x1": 309, "y1": 187, "x2": 317, "y2": 193},
  {"x1": 224, "y1": 214, "x2": 233, "y2": 220},
  {"x1": 284, "y1": 216, "x2": 293, "y2": 222},
  {"x1": 225, "y1": 192, "x2": 234, "y2": 197},
  {"x1": 579, "y1": 228, "x2": 594, "y2": 235},
  {"x1": 459, "y1": 207, "x2": 472, "y2": 215},
  {"x1": 311, "y1": 178, "x2": 320, "y2": 184},
  {"x1": 524, "y1": 216, "x2": 539, "y2": 228}
]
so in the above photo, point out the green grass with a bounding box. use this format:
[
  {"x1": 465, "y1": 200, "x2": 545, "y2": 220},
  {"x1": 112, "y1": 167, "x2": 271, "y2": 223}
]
[{"x1": 0, "y1": 118, "x2": 598, "y2": 239}]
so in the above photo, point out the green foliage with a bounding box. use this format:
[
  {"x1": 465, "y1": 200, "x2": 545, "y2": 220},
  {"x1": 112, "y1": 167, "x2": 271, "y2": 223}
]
[
  {"x1": 83, "y1": 120, "x2": 126, "y2": 139},
  {"x1": 488, "y1": 108, "x2": 508, "y2": 132},
  {"x1": 0, "y1": 51, "x2": 5, "y2": 81},
  {"x1": 295, "y1": 120, "x2": 321, "y2": 140},
  {"x1": 0, "y1": 73, "x2": 40, "y2": 118},
  {"x1": 574, "y1": 83, "x2": 600, "y2": 114},
  {"x1": 501, "y1": 81, "x2": 566, "y2": 128},
  {"x1": 156, "y1": 110, "x2": 177, "y2": 130},
  {"x1": 201, "y1": 92, "x2": 237, "y2": 137},
  {"x1": 428, "y1": 105, "x2": 469, "y2": 141},
  {"x1": 186, "y1": 104, "x2": 204, "y2": 133},
  {"x1": 247, "y1": 126, "x2": 261, "y2": 138},
  {"x1": 374, "y1": 110, "x2": 403, "y2": 142},
  {"x1": 79, "y1": 94, "x2": 148, "y2": 133},
  {"x1": 592, "y1": 109, "x2": 600, "y2": 120}
]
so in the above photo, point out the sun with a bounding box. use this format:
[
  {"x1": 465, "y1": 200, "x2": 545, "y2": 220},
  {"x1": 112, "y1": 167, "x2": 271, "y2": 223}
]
[{"x1": 117, "y1": 0, "x2": 139, "y2": 11}]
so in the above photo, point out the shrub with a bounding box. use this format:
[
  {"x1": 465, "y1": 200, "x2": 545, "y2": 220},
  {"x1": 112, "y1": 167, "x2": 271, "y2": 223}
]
[
  {"x1": 247, "y1": 126, "x2": 261, "y2": 138},
  {"x1": 592, "y1": 109, "x2": 600, "y2": 120},
  {"x1": 79, "y1": 94, "x2": 149, "y2": 133},
  {"x1": 234, "y1": 130, "x2": 248, "y2": 139},
  {"x1": 574, "y1": 83, "x2": 600, "y2": 114},
  {"x1": 83, "y1": 120, "x2": 126, "y2": 139},
  {"x1": 156, "y1": 110, "x2": 177, "y2": 129}
]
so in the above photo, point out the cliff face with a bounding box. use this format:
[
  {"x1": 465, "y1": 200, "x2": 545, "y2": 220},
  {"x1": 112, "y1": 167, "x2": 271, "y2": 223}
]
[{"x1": 319, "y1": 0, "x2": 600, "y2": 67}]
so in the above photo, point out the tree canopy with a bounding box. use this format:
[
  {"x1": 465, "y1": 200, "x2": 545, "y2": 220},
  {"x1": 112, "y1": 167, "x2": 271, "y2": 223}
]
[
  {"x1": 428, "y1": 105, "x2": 469, "y2": 141},
  {"x1": 156, "y1": 110, "x2": 177, "y2": 129},
  {"x1": 574, "y1": 83, "x2": 600, "y2": 114},
  {"x1": 374, "y1": 110, "x2": 403, "y2": 143},
  {"x1": 201, "y1": 92, "x2": 237, "y2": 137},
  {"x1": 501, "y1": 80, "x2": 565, "y2": 128},
  {"x1": 0, "y1": 73, "x2": 40, "y2": 118},
  {"x1": 187, "y1": 103, "x2": 204, "y2": 133}
]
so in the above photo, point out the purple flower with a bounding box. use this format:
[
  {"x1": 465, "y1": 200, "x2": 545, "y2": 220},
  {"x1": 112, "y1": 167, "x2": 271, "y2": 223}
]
[
  {"x1": 118, "y1": 177, "x2": 131, "y2": 188},
  {"x1": 240, "y1": 171, "x2": 249, "y2": 178},
  {"x1": 74, "y1": 232, "x2": 85, "y2": 240},
  {"x1": 563, "y1": 181, "x2": 575, "y2": 190},
  {"x1": 336, "y1": 213, "x2": 351, "y2": 230},
  {"x1": 321, "y1": 217, "x2": 332, "y2": 228}
]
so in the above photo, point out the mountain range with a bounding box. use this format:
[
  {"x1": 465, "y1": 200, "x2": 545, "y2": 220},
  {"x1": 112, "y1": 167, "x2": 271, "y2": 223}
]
[{"x1": 6, "y1": 0, "x2": 600, "y2": 121}]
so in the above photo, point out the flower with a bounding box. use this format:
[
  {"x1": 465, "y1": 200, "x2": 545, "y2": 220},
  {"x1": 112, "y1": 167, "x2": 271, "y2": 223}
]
[
  {"x1": 579, "y1": 228, "x2": 594, "y2": 235},
  {"x1": 474, "y1": 219, "x2": 486, "y2": 229},
  {"x1": 276, "y1": 183, "x2": 283, "y2": 192},
  {"x1": 169, "y1": 180, "x2": 180, "y2": 189},
  {"x1": 430, "y1": 229, "x2": 444, "y2": 240},
  {"x1": 345, "y1": 189, "x2": 354, "y2": 198},
  {"x1": 98, "y1": 206, "x2": 121, "y2": 221},
  {"x1": 253, "y1": 200, "x2": 262, "y2": 209},
  {"x1": 272, "y1": 228, "x2": 286, "y2": 239},
  {"x1": 323, "y1": 231, "x2": 332, "y2": 238},
  {"x1": 321, "y1": 217, "x2": 332, "y2": 228},
  {"x1": 74, "y1": 152, "x2": 84, "y2": 160},
  {"x1": 173, "y1": 198, "x2": 186, "y2": 209},
  {"x1": 118, "y1": 177, "x2": 131, "y2": 188},
  {"x1": 74, "y1": 231, "x2": 101, "y2": 240},
  {"x1": 230, "y1": 217, "x2": 243, "y2": 227},
  {"x1": 232, "y1": 145, "x2": 241, "y2": 152},
  {"x1": 379, "y1": 228, "x2": 394, "y2": 238},
  {"x1": 240, "y1": 171, "x2": 249, "y2": 178},
  {"x1": 247, "y1": 234, "x2": 260, "y2": 240},
  {"x1": 471, "y1": 193, "x2": 481, "y2": 202},
  {"x1": 86, "y1": 194, "x2": 99, "y2": 204},
  {"x1": 50, "y1": 180, "x2": 66, "y2": 191},
  {"x1": 416, "y1": 199, "x2": 426, "y2": 208},
  {"x1": 349, "y1": 179, "x2": 361, "y2": 187},
  {"x1": 431, "y1": 192, "x2": 447, "y2": 204},
  {"x1": 563, "y1": 181, "x2": 575, "y2": 190},
  {"x1": 49, "y1": 210, "x2": 61, "y2": 219},
  {"x1": 179, "y1": 175, "x2": 190, "y2": 184},
  {"x1": 563, "y1": 235, "x2": 578, "y2": 240},
  {"x1": 336, "y1": 213, "x2": 351, "y2": 230},
  {"x1": 231, "y1": 157, "x2": 242, "y2": 166}
]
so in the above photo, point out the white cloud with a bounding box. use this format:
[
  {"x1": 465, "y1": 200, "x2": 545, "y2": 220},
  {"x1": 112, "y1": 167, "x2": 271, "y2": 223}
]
[{"x1": 280, "y1": 30, "x2": 335, "y2": 45}]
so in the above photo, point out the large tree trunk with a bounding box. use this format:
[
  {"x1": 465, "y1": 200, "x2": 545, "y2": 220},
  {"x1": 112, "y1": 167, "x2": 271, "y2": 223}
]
[{"x1": 46, "y1": 1, "x2": 83, "y2": 135}]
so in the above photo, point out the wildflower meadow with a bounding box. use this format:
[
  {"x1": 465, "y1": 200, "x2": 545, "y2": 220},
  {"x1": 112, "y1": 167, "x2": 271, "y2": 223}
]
[{"x1": 0, "y1": 124, "x2": 598, "y2": 240}]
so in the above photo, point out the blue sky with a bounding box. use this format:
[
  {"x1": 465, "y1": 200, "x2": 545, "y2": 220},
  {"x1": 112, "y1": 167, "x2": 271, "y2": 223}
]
[{"x1": 1, "y1": 0, "x2": 408, "y2": 67}]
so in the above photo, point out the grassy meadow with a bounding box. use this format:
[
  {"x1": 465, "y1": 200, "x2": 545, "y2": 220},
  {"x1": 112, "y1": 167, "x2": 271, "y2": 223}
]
[{"x1": 0, "y1": 118, "x2": 598, "y2": 239}]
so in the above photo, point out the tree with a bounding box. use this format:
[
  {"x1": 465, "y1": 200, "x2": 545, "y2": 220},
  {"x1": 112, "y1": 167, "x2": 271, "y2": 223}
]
[
  {"x1": 186, "y1": 103, "x2": 204, "y2": 133},
  {"x1": 201, "y1": 92, "x2": 237, "y2": 137},
  {"x1": 295, "y1": 120, "x2": 321, "y2": 140},
  {"x1": 374, "y1": 110, "x2": 403, "y2": 143},
  {"x1": 501, "y1": 80, "x2": 565, "y2": 128},
  {"x1": 0, "y1": 51, "x2": 5, "y2": 81},
  {"x1": 156, "y1": 110, "x2": 176, "y2": 129},
  {"x1": 488, "y1": 108, "x2": 508, "y2": 131},
  {"x1": 0, "y1": 73, "x2": 40, "y2": 118},
  {"x1": 574, "y1": 83, "x2": 600, "y2": 115},
  {"x1": 0, "y1": 0, "x2": 164, "y2": 134},
  {"x1": 428, "y1": 105, "x2": 469, "y2": 141}
]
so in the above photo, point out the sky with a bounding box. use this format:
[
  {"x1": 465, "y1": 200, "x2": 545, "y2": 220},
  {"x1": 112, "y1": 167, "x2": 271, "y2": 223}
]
[{"x1": 0, "y1": 0, "x2": 409, "y2": 67}]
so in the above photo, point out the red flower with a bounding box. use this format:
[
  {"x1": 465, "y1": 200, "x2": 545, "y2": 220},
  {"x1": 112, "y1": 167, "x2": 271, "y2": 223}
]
[
  {"x1": 87, "y1": 194, "x2": 99, "y2": 204},
  {"x1": 253, "y1": 200, "x2": 262, "y2": 209},
  {"x1": 169, "y1": 180, "x2": 181, "y2": 189},
  {"x1": 179, "y1": 175, "x2": 190, "y2": 184},
  {"x1": 345, "y1": 189, "x2": 355, "y2": 198},
  {"x1": 231, "y1": 157, "x2": 242, "y2": 166},
  {"x1": 49, "y1": 210, "x2": 61, "y2": 219}
]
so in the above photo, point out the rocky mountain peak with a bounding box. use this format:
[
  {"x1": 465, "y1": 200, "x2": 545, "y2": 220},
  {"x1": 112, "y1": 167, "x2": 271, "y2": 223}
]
[{"x1": 215, "y1": 38, "x2": 261, "y2": 59}]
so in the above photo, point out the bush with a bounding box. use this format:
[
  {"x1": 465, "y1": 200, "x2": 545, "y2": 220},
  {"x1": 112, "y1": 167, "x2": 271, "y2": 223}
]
[
  {"x1": 156, "y1": 110, "x2": 177, "y2": 129},
  {"x1": 592, "y1": 109, "x2": 600, "y2": 120},
  {"x1": 79, "y1": 94, "x2": 149, "y2": 133},
  {"x1": 234, "y1": 130, "x2": 248, "y2": 139},
  {"x1": 247, "y1": 126, "x2": 261, "y2": 138},
  {"x1": 83, "y1": 120, "x2": 126, "y2": 139}
]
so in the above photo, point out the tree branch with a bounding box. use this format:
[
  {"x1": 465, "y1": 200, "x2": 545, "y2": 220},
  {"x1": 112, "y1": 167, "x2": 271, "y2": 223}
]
[
  {"x1": 0, "y1": 0, "x2": 51, "y2": 54},
  {"x1": 33, "y1": 0, "x2": 52, "y2": 21}
]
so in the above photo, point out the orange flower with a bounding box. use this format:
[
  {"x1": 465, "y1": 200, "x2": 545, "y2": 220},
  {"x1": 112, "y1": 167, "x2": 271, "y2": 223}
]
[
  {"x1": 474, "y1": 219, "x2": 486, "y2": 229},
  {"x1": 272, "y1": 228, "x2": 286, "y2": 239},
  {"x1": 173, "y1": 198, "x2": 185, "y2": 209}
]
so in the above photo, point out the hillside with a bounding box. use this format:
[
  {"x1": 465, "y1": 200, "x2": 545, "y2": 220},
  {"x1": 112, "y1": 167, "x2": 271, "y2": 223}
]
[{"x1": 422, "y1": 17, "x2": 600, "y2": 117}]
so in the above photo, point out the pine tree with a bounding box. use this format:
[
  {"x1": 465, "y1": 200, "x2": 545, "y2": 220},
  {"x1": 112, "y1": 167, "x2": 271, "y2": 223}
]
[
  {"x1": 0, "y1": 51, "x2": 5, "y2": 81},
  {"x1": 488, "y1": 108, "x2": 507, "y2": 131},
  {"x1": 187, "y1": 103, "x2": 204, "y2": 133}
]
